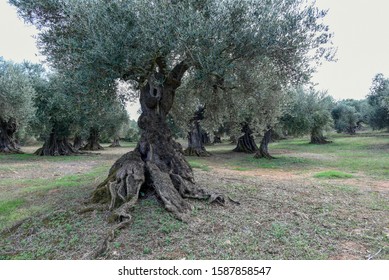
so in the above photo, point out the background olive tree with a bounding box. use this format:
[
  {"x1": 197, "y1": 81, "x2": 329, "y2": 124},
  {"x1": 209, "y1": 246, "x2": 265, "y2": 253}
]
[{"x1": 0, "y1": 57, "x2": 36, "y2": 153}]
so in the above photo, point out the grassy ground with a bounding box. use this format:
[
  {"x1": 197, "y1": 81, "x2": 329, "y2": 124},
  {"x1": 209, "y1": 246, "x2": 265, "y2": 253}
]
[{"x1": 0, "y1": 133, "x2": 388, "y2": 260}]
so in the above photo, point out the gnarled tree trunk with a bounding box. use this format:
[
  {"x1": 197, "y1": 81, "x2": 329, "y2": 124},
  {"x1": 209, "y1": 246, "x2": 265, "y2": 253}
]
[
  {"x1": 233, "y1": 123, "x2": 258, "y2": 153},
  {"x1": 310, "y1": 128, "x2": 331, "y2": 144},
  {"x1": 73, "y1": 134, "x2": 84, "y2": 151},
  {"x1": 91, "y1": 65, "x2": 224, "y2": 222},
  {"x1": 109, "y1": 137, "x2": 121, "y2": 147},
  {"x1": 35, "y1": 128, "x2": 78, "y2": 156},
  {"x1": 184, "y1": 107, "x2": 210, "y2": 157},
  {"x1": 254, "y1": 128, "x2": 275, "y2": 159},
  {"x1": 184, "y1": 125, "x2": 211, "y2": 157},
  {"x1": 82, "y1": 128, "x2": 104, "y2": 151},
  {"x1": 0, "y1": 118, "x2": 21, "y2": 154}
]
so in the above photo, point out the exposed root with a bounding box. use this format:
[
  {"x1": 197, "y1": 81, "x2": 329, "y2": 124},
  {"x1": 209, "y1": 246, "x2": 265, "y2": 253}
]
[
  {"x1": 310, "y1": 135, "x2": 332, "y2": 144},
  {"x1": 147, "y1": 161, "x2": 192, "y2": 221},
  {"x1": 77, "y1": 204, "x2": 108, "y2": 214},
  {"x1": 254, "y1": 150, "x2": 276, "y2": 160},
  {"x1": 81, "y1": 142, "x2": 104, "y2": 151},
  {"x1": 35, "y1": 137, "x2": 79, "y2": 156},
  {"x1": 91, "y1": 147, "x2": 227, "y2": 224}
]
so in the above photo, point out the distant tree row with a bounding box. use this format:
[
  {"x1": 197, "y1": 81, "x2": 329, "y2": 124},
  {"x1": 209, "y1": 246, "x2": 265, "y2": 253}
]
[
  {"x1": 2, "y1": 52, "x2": 388, "y2": 159},
  {"x1": 0, "y1": 57, "x2": 136, "y2": 155},
  {"x1": 168, "y1": 73, "x2": 389, "y2": 159}
]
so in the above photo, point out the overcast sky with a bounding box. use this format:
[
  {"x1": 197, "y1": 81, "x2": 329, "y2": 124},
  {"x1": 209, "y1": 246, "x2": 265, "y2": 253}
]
[{"x1": 1, "y1": 0, "x2": 389, "y2": 104}]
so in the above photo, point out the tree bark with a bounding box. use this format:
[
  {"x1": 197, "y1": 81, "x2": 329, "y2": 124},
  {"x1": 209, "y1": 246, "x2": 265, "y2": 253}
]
[
  {"x1": 254, "y1": 129, "x2": 275, "y2": 159},
  {"x1": 310, "y1": 128, "x2": 331, "y2": 144},
  {"x1": 73, "y1": 134, "x2": 84, "y2": 150},
  {"x1": 109, "y1": 137, "x2": 121, "y2": 147},
  {"x1": 91, "y1": 64, "x2": 224, "y2": 222},
  {"x1": 35, "y1": 128, "x2": 78, "y2": 156},
  {"x1": 233, "y1": 123, "x2": 258, "y2": 153},
  {"x1": 82, "y1": 128, "x2": 104, "y2": 151},
  {"x1": 0, "y1": 118, "x2": 21, "y2": 154}
]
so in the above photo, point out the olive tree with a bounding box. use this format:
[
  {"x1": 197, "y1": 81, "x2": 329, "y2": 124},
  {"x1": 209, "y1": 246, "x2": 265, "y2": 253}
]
[
  {"x1": 332, "y1": 102, "x2": 360, "y2": 134},
  {"x1": 367, "y1": 73, "x2": 389, "y2": 131},
  {"x1": 0, "y1": 58, "x2": 35, "y2": 153},
  {"x1": 12, "y1": 0, "x2": 334, "y2": 220},
  {"x1": 33, "y1": 72, "x2": 82, "y2": 155},
  {"x1": 281, "y1": 87, "x2": 334, "y2": 144}
]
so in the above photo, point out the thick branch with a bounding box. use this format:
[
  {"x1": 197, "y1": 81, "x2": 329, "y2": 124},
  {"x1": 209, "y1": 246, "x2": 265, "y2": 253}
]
[{"x1": 167, "y1": 60, "x2": 190, "y2": 89}]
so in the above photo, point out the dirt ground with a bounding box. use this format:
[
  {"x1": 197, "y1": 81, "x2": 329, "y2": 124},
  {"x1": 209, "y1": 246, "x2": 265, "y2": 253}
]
[{"x1": 0, "y1": 142, "x2": 388, "y2": 260}]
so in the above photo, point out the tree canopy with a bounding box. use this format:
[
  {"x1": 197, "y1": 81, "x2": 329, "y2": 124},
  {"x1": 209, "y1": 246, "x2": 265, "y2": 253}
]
[{"x1": 11, "y1": 0, "x2": 334, "y2": 94}]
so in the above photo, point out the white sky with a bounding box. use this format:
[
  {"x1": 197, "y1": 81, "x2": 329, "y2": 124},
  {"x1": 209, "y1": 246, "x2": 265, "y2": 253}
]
[
  {"x1": 1, "y1": 0, "x2": 389, "y2": 104},
  {"x1": 312, "y1": 0, "x2": 389, "y2": 100}
]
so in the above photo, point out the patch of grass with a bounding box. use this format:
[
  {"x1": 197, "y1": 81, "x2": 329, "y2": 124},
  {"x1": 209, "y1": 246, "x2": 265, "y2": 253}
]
[
  {"x1": 0, "y1": 164, "x2": 109, "y2": 231},
  {"x1": 159, "y1": 217, "x2": 184, "y2": 234},
  {"x1": 188, "y1": 160, "x2": 211, "y2": 171},
  {"x1": 314, "y1": 171, "x2": 354, "y2": 179},
  {"x1": 270, "y1": 134, "x2": 389, "y2": 178},
  {"x1": 231, "y1": 155, "x2": 312, "y2": 170},
  {"x1": 0, "y1": 199, "x2": 25, "y2": 216},
  {"x1": 143, "y1": 247, "x2": 152, "y2": 255},
  {"x1": 270, "y1": 222, "x2": 288, "y2": 240},
  {"x1": 0, "y1": 153, "x2": 37, "y2": 161},
  {"x1": 0, "y1": 165, "x2": 109, "y2": 193}
]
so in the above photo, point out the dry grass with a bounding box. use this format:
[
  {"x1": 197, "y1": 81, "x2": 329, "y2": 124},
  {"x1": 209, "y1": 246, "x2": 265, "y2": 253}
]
[{"x1": 0, "y1": 136, "x2": 388, "y2": 260}]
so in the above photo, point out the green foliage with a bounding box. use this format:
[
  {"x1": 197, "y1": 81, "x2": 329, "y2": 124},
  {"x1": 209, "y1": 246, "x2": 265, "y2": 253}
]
[
  {"x1": 32, "y1": 72, "x2": 80, "y2": 138},
  {"x1": 0, "y1": 57, "x2": 36, "y2": 134},
  {"x1": 367, "y1": 73, "x2": 389, "y2": 130},
  {"x1": 331, "y1": 99, "x2": 371, "y2": 134},
  {"x1": 281, "y1": 87, "x2": 334, "y2": 139},
  {"x1": 122, "y1": 119, "x2": 140, "y2": 142}
]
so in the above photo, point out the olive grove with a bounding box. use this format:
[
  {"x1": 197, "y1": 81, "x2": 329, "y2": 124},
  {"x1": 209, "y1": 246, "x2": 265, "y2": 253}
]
[{"x1": 11, "y1": 0, "x2": 334, "y2": 220}]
